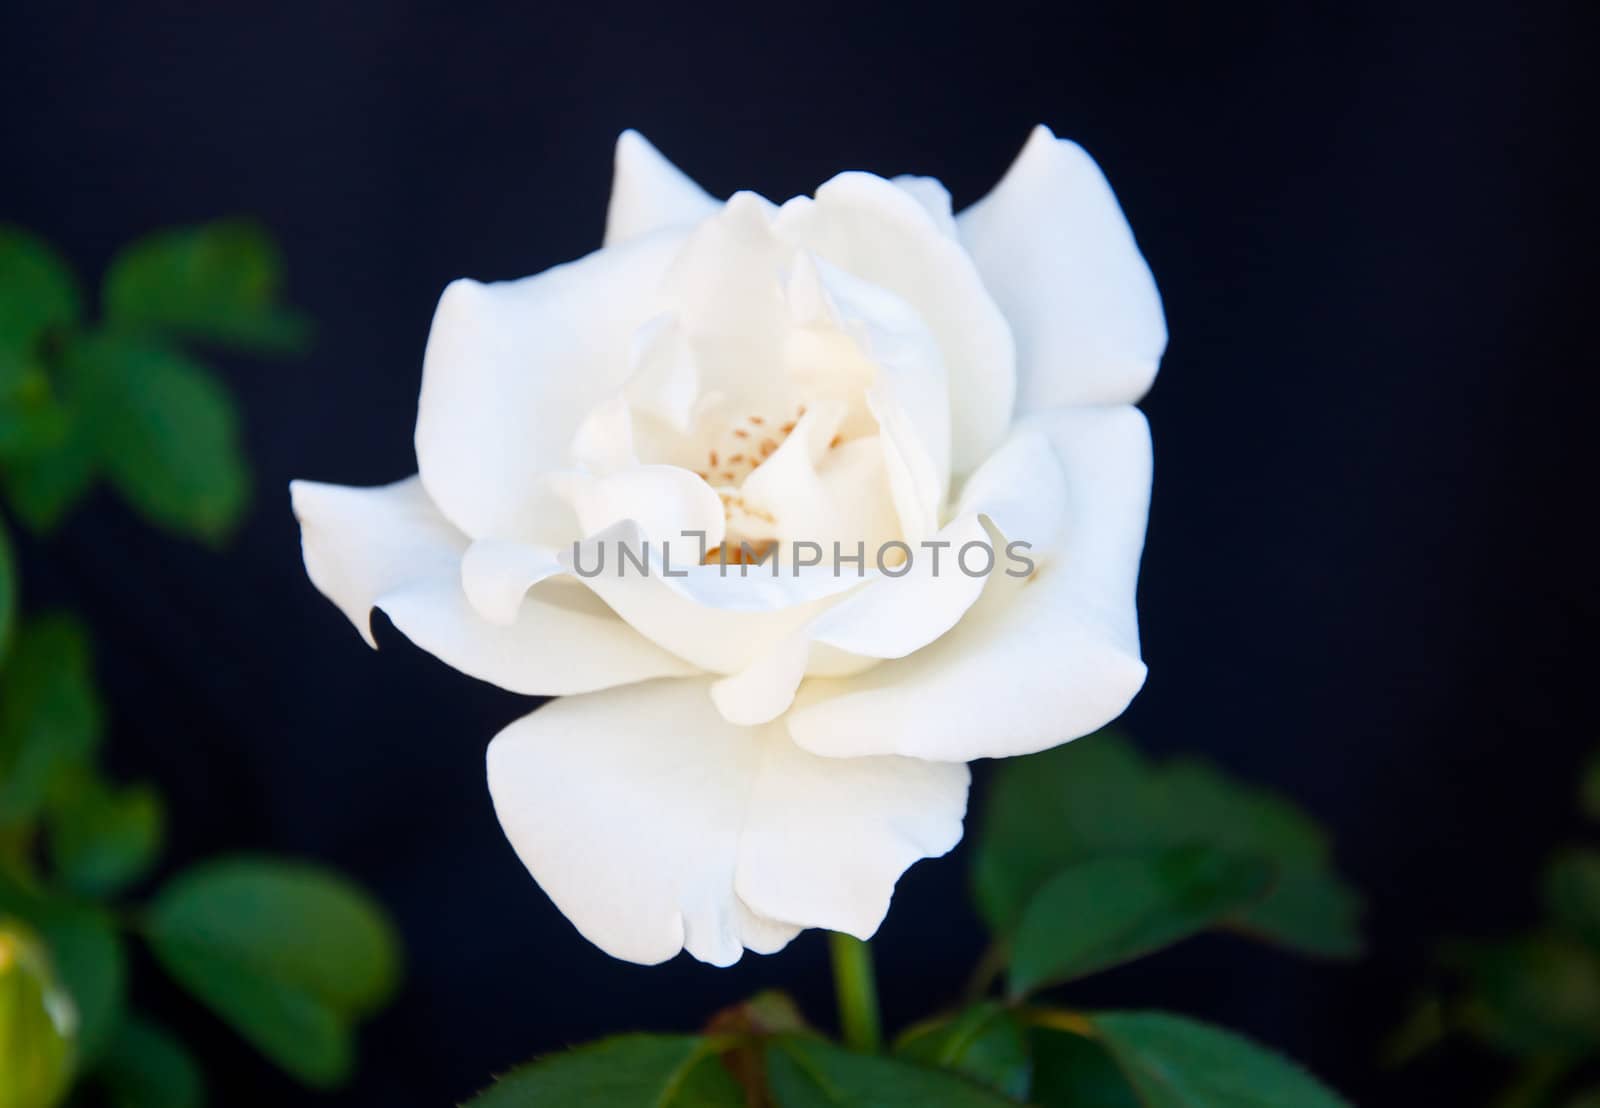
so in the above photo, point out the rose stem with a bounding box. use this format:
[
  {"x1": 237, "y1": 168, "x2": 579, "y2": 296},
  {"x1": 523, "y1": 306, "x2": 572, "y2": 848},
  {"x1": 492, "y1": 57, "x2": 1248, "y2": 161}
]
[{"x1": 828, "y1": 931, "x2": 882, "y2": 1053}]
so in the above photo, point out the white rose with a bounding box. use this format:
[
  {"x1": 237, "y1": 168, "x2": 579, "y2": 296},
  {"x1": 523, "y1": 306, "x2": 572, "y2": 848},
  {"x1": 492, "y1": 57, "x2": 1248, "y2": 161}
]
[{"x1": 291, "y1": 125, "x2": 1165, "y2": 966}]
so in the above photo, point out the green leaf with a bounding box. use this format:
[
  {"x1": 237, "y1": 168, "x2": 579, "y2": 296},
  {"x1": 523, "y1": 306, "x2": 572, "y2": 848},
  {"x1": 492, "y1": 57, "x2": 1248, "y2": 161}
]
[
  {"x1": 1229, "y1": 868, "x2": 1363, "y2": 960},
  {"x1": 48, "y1": 773, "x2": 164, "y2": 897},
  {"x1": 1, "y1": 411, "x2": 98, "y2": 533},
  {"x1": 68, "y1": 335, "x2": 250, "y2": 542},
  {"x1": 0, "y1": 875, "x2": 128, "y2": 1064},
  {"x1": 102, "y1": 220, "x2": 310, "y2": 354},
  {"x1": 94, "y1": 1015, "x2": 205, "y2": 1108},
  {"x1": 973, "y1": 731, "x2": 1154, "y2": 935},
  {"x1": 1548, "y1": 850, "x2": 1600, "y2": 949},
  {"x1": 765, "y1": 1035, "x2": 1023, "y2": 1107},
  {"x1": 465, "y1": 1034, "x2": 745, "y2": 1107},
  {"x1": 1028, "y1": 1027, "x2": 1141, "y2": 1108},
  {"x1": 1009, "y1": 847, "x2": 1274, "y2": 996},
  {"x1": 0, "y1": 226, "x2": 80, "y2": 389},
  {"x1": 1456, "y1": 935, "x2": 1600, "y2": 1055},
  {"x1": 0, "y1": 615, "x2": 104, "y2": 828},
  {"x1": 0, "y1": 519, "x2": 15, "y2": 661},
  {"x1": 1582, "y1": 755, "x2": 1600, "y2": 823},
  {"x1": 895, "y1": 1002, "x2": 1031, "y2": 1099},
  {"x1": 144, "y1": 856, "x2": 402, "y2": 1088},
  {"x1": 972, "y1": 732, "x2": 1362, "y2": 959},
  {"x1": 0, "y1": 918, "x2": 76, "y2": 1108},
  {"x1": 1089, "y1": 1011, "x2": 1351, "y2": 1107}
]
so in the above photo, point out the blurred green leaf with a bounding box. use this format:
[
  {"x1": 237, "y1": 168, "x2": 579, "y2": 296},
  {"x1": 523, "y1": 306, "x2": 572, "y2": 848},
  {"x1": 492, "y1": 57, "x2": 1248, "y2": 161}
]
[
  {"x1": 465, "y1": 1035, "x2": 744, "y2": 1107},
  {"x1": 0, "y1": 227, "x2": 80, "y2": 391},
  {"x1": 1582, "y1": 755, "x2": 1600, "y2": 823},
  {"x1": 0, "y1": 876, "x2": 127, "y2": 1064},
  {"x1": 0, "y1": 519, "x2": 14, "y2": 661},
  {"x1": 71, "y1": 335, "x2": 250, "y2": 542},
  {"x1": 1089, "y1": 1011, "x2": 1351, "y2": 1107},
  {"x1": 47, "y1": 773, "x2": 164, "y2": 898},
  {"x1": 1230, "y1": 868, "x2": 1364, "y2": 960},
  {"x1": 94, "y1": 1015, "x2": 204, "y2": 1108},
  {"x1": 1456, "y1": 935, "x2": 1600, "y2": 1055},
  {"x1": 1028, "y1": 1027, "x2": 1141, "y2": 1108},
  {"x1": 1009, "y1": 847, "x2": 1273, "y2": 997},
  {"x1": 102, "y1": 220, "x2": 309, "y2": 354},
  {"x1": 143, "y1": 856, "x2": 401, "y2": 1088},
  {"x1": 0, "y1": 918, "x2": 75, "y2": 1108},
  {"x1": 895, "y1": 1002, "x2": 1031, "y2": 1099},
  {"x1": 765, "y1": 1035, "x2": 1022, "y2": 1107},
  {"x1": 0, "y1": 414, "x2": 97, "y2": 534},
  {"x1": 0, "y1": 383, "x2": 70, "y2": 465},
  {"x1": 1548, "y1": 850, "x2": 1600, "y2": 949},
  {"x1": 0, "y1": 615, "x2": 104, "y2": 828},
  {"x1": 972, "y1": 732, "x2": 1362, "y2": 959}
]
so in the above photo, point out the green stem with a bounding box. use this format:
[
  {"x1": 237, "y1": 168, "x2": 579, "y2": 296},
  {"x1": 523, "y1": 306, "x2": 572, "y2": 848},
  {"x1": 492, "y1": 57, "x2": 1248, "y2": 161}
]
[{"x1": 829, "y1": 932, "x2": 882, "y2": 1053}]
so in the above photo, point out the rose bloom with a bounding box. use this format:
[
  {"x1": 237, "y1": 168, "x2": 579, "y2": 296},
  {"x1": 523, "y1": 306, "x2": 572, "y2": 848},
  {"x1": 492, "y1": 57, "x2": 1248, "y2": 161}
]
[{"x1": 292, "y1": 126, "x2": 1165, "y2": 965}]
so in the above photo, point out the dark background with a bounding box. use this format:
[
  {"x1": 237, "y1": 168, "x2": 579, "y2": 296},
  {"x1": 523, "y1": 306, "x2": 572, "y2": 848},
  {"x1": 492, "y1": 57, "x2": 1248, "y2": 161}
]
[{"x1": 2, "y1": 1, "x2": 1592, "y2": 1104}]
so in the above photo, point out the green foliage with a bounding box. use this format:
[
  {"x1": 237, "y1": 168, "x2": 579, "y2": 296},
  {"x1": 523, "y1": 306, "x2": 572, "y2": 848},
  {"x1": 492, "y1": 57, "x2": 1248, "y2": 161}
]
[
  {"x1": 1391, "y1": 749, "x2": 1600, "y2": 1106},
  {"x1": 465, "y1": 1035, "x2": 745, "y2": 1108},
  {"x1": 102, "y1": 221, "x2": 311, "y2": 354},
  {"x1": 1029, "y1": 1027, "x2": 1142, "y2": 1108},
  {"x1": 765, "y1": 1034, "x2": 1023, "y2": 1107},
  {"x1": 0, "y1": 228, "x2": 80, "y2": 394},
  {"x1": 0, "y1": 919, "x2": 75, "y2": 1108},
  {"x1": 0, "y1": 221, "x2": 398, "y2": 1104},
  {"x1": 972, "y1": 730, "x2": 1363, "y2": 960},
  {"x1": 0, "y1": 878, "x2": 127, "y2": 1062},
  {"x1": 0, "y1": 616, "x2": 103, "y2": 829},
  {"x1": 1547, "y1": 850, "x2": 1600, "y2": 950},
  {"x1": 895, "y1": 1002, "x2": 1030, "y2": 1099},
  {"x1": 47, "y1": 773, "x2": 164, "y2": 898},
  {"x1": 1007, "y1": 847, "x2": 1273, "y2": 996},
  {"x1": 95, "y1": 1017, "x2": 205, "y2": 1108},
  {"x1": 144, "y1": 858, "x2": 403, "y2": 1088},
  {"x1": 1087, "y1": 1011, "x2": 1350, "y2": 1107},
  {"x1": 0, "y1": 218, "x2": 297, "y2": 540},
  {"x1": 70, "y1": 335, "x2": 250, "y2": 542}
]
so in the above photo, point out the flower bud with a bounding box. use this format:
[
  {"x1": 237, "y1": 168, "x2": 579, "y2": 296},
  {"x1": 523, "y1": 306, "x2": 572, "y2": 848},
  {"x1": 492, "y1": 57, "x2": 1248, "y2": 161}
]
[{"x1": 0, "y1": 919, "x2": 75, "y2": 1108}]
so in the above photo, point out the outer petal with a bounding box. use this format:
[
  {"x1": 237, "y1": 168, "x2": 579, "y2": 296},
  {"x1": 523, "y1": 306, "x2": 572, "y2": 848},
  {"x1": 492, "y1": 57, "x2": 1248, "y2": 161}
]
[
  {"x1": 414, "y1": 229, "x2": 686, "y2": 542},
  {"x1": 959, "y1": 125, "x2": 1167, "y2": 412},
  {"x1": 776, "y1": 172, "x2": 1016, "y2": 474},
  {"x1": 290, "y1": 477, "x2": 693, "y2": 694},
  {"x1": 786, "y1": 405, "x2": 1151, "y2": 761},
  {"x1": 604, "y1": 130, "x2": 720, "y2": 247},
  {"x1": 486, "y1": 679, "x2": 967, "y2": 965}
]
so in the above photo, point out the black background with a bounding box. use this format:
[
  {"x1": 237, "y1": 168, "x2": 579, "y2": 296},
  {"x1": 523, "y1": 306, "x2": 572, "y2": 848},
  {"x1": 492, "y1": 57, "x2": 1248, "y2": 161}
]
[{"x1": 2, "y1": 2, "x2": 1592, "y2": 1104}]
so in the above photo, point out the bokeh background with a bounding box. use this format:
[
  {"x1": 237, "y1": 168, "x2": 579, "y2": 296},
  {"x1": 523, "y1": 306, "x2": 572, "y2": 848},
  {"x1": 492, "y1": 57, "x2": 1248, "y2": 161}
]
[{"x1": 2, "y1": 1, "x2": 1590, "y2": 1104}]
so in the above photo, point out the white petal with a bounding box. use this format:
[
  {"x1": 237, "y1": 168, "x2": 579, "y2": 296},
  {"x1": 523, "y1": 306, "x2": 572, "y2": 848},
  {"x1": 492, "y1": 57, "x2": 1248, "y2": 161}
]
[
  {"x1": 604, "y1": 130, "x2": 720, "y2": 247},
  {"x1": 959, "y1": 125, "x2": 1167, "y2": 412},
  {"x1": 709, "y1": 630, "x2": 809, "y2": 726},
  {"x1": 955, "y1": 426, "x2": 1071, "y2": 561},
  {"x1": 486, "y1": 679, "x2": 967, "y2": 964},
  {"x1": 786, "y1": 406, "x2": 1151, "y2": 761},
  {"x1": 562, "y1": 522, "x2": 836, "y2": 674},
  {"x1": 736, "y1": 725, "x2": 969, "y2": 940},
  {"x1": 795, "y1": 426, "x2": 1069, "y2": 663},
  {"x1": 291, "y1": 477, "x2": 693, "y2": 694},
  {"x1": 776, "y1": 172, "x2": 1015, "y2": 474},
  {"x1": 460, "y1": 539, "x2": 565, "y2": 626},
  {"x1": 291, "y1": 476, "x2": 462, "y2": 649},
  {"x1": 803, "y1": 513, "x2": 989, "y2": 660},
  {"x1": 891, "y1": 175, "x2": 959, "y2": 239},
  {"x1": 414, "y1": 230, "x2": 686, "y2": 541},
  {"x1": 549, "y1": 465, "x2": 727, "y2": 550}
]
